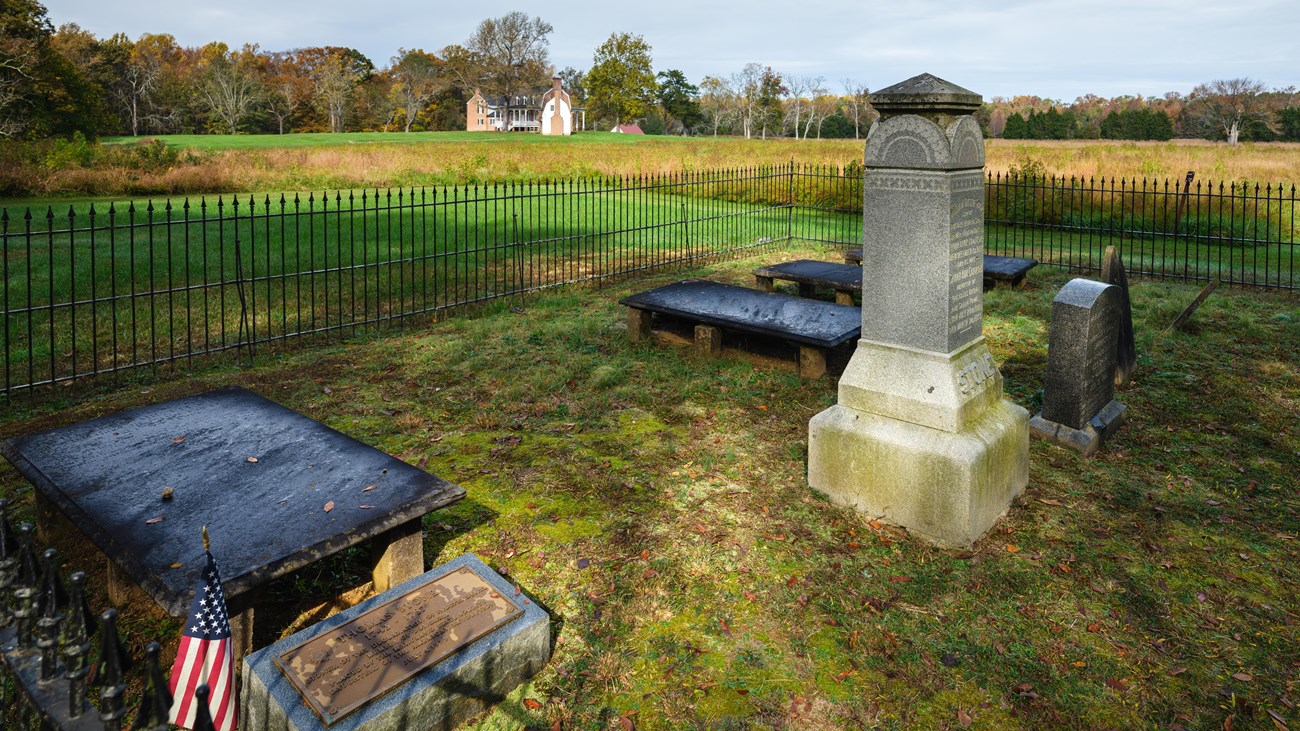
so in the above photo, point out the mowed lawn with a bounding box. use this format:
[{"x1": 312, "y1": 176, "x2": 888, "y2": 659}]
[{"x1": 1, "y1": 242, "x2": 1297, "y2": 729}]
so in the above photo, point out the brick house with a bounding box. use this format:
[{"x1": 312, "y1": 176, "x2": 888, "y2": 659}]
[{"x1": 466, "y1": 77, "x2": 585, "y2": 135}]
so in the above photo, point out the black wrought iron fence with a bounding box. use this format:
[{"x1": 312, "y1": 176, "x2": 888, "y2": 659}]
[
  {"x1": 0, "y1": 499, "x2": 214, "y2": 731},
  {"x1": 2, "y1": 164, "x2": 1296, "y2": 398}
]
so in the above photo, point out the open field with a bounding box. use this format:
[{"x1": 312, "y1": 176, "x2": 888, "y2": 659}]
[
  {"x1": 2, "y1": 242, "x2": 1297, "y2": 729},
  {"x1": 5, "y1": 134, "x2": 1300, "y2": 202}
]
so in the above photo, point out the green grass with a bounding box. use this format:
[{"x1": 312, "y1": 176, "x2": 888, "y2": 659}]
[
  {"x1": 99, "y1": 131, "x2": 672, "y2": 151},
  {"x1": 2, "y1": 242, "x2": 1298, "y2": 729}
]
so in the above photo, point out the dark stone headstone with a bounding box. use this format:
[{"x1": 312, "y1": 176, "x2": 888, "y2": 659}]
[
  {"x1": 1101, "y1": 246, "x2": 1136, "y2": 385},
  {"x1": 1030, "y1": 279, "x2": 1127, "y2": 456}
]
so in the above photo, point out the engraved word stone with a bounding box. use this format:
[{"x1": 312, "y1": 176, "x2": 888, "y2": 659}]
[
  {"x1": 1030, "y1": 279, "x2": 1128, "y2": 456},
  {"x1": 808, "y1": 73, "x2": 1030, "y2": 548},
  {"x1": 242, "y1": 554, "x2": 549, "y2": 731}
]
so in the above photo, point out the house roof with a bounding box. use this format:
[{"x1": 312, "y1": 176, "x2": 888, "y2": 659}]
[{"x1": 612, "y1": 124, "x2": 645, "y2": 135}]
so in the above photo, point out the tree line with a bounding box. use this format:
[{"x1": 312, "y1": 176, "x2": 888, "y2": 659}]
[
  {"x1": 2, "y1": 0, "x2": 1297, "y2": 144},
  {"x1": 985, "y1": 80, "x2": 1300, "y2": 143}
]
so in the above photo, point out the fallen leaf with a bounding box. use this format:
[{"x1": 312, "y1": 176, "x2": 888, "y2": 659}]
[
  {"x1": 160, "y1": 487, "x2": 174, "y2": 500},
  {"x1": 1104, "y1": 678, "x2": 1128, "y2": 691},
  {"x1": 1197, "y1": 591, "x2": 1208, "y2": 602},
  {"x1": 736, "y1": 688, "x2": 749, "y2": 696},
  {"x1": 720, "y1": 618, "x2": 732, "y2": 637},
  {"x1": 522, "y1": 698, "x2": 542, "y2": 710},
  {"x1": 416, "y1": 457, "x2": 428, "y2": 469},
  {"x1": 145, "y1": 515, "x2": 164, "y2": 524},
  {"x1": 744, "y1": 591, "x2": 758, "y2": 601},
  {"x1": 941, "y1": 653, "x2": 960, "y2": 667},
  {"x1": 958, "y1": 708, "x2": 973, "y2": 728},
  {"x1": 359, "y1": 504, "x2": 375, "y2": 509},
  {"x1": 1036, "y1": 498, "x2": 1062, "y2": 506},
  {"x1": 169, "y1": 562, "x2": 184, "y2": 569},
  {"x1": 247, "y1": 457, "x2": 258, "y2": 463},
  {"x1": 1073, "y1": 661, "x2": 1087, "y2": 668},
  {"x1": 362, "y1": 485, "x2": 378, "y2": 492},
  {"x1": 868, "y1": 519, "x2": 883, "y2": 531},
  {"x1": 1232, "y1": 672, "x2": 1254, "y2": 682},
  {"x1": 640, "y1": 549, "x2": 649, "y2": 560},
  {"x1": 642, "y1": 569, "x2": 658, "y2": 579},
  {"x1": 1006, "y1": 544, "x2": 1020, "y2": 553},
  {"x1": 889, "y1": 575, "x2": 912, "y2": 583},
  {"x1": 619, "y1": 716, "x2": 634, "y2": 731},
  {"x1": 1267, "y1": 709, "x2": 1289, "y2": 730},
  {"x1": 323, "y1": 386, "x2": 333, "y2": 394},
  {"x1": 1168, "y1": 667, "x2": 1187, "y2": 676},
  {"x1": 1012, "y1": 682, "x2": 1034, "y2": 693},
  {"x1": 171, "y1": 435, "x2": 187, "y2": 444},
  {"x1": 1087, "y1": 621, "x2": 1102, "y2": 633},
  {"x1": 323, "y1": 501, "x2": 334, "y2": 512},
  {"x1": 577, "y1": 558, "x2": 590, "y2": 569}
]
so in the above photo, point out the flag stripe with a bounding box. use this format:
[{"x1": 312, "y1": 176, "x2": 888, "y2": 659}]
[
  {"x1": 168, "y1": 551, "x2": 237, "y2": 730},
  {"x1": 168, "y1": 636, "x2": 202, "y2": 725}
]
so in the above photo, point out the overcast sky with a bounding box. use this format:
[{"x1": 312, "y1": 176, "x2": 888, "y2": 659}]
[{"x1": 43, "y1": 0, "x2": 1300, "y2": 101}]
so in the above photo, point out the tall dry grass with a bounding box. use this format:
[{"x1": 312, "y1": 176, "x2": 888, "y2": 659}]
[{"x1": 8, "y1": 136, "x2": 1300, "y2": 201}]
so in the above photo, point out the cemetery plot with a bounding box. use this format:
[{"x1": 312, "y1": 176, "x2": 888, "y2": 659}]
[
  {"x1": 0, "y1": 387, "x2": 465, "y2": 658},
  {"x1": 620, "y1": 279, "x2": 860, "y2": 378},
  {"x1": 843, "y1": 248, "x2": 1039, "y2": 288},
  {"x1": 752, "y1": 260, "x2": 863, "y2": 305}
]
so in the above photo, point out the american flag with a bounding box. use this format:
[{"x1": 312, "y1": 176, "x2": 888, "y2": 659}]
[{"x1": 168, "y1": 550, "x2": 237, "y2": 731}]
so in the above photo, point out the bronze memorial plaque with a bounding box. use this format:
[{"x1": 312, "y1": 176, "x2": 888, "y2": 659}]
[{"x1": 273, "y1": 565, "x2": 523, "y2": 725}]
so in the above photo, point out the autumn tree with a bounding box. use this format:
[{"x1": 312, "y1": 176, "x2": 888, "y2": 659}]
[
  {"x1": 586, "y1": 32, "x2": 657, "y2": 127},
  {"x1": 201, "y1": 44, "x2": 264, "y2": 133},
  {"x1": 297, "y1": 46, "x2": 373, "y2": 132},
  {"x1": 466, "y1": 12, "x2": 552, "y2": 130},
  {"x1": 258, "y1": 51, "x2": 309, "y2": 134},
  {"x1": 1184, "y1": 78, "x2": 1271, "y2": 144},
  {"x1": 783, "y1": 75, "x2": 823, "y2": 139},
  {"x1": 388, "y1": 48, "x2": 443, "y2": 132},
  {"x1": 840, "y1": 79, "x2": 873, "y2": 139},
  {"x1": 699, "y1": 75, "x2": 734, "y2": 137}
]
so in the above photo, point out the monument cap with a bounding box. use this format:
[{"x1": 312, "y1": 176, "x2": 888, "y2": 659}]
[{"x1": 871, "y1": 73, "x2": 982, "y2": 119}]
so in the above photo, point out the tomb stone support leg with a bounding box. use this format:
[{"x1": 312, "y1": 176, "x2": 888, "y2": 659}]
[
  {"x1": 798, "y1": 283, "x2": 816, "y2": 299},
  {"x1": 370, "y1": 519, "x2": 425, "y2": 594},
  {"x1": 694, "y1": 325, "x2": 722, "y2": 356},
  {"x1": 755, "y1": 275, "x2": 775, "y2": 293},
  {"x1": 799, "y1": 347, "x2": 827, "y2": 379},
  {"x1": 835, "y1": 290, "x2": 854, "y2": 306},
  {"x1": 627, "y1": 308, "x2": 652, "y2": 342}
]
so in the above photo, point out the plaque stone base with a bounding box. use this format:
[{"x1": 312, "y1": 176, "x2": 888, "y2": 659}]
[
  {"x1": 1030, "y1": 400, "x2": 1126, "y2": 457},
  {"x1": 240, "y1": 553, "x2": 550, "y2": 731},
  {"x1": 809, "y1": 342, "x2": 1029, "y2": 549}
]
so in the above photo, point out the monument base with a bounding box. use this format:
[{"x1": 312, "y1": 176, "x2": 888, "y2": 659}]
[
  {"x1": 808, "y1": 399, "x2": 1029, "y2": 549},
  {"x1": 241, "y1": 554, "x2": 550, "y2": 731},
  {"x1": 1029, "y1": 400, "x2": 1126, "y2": 457}
]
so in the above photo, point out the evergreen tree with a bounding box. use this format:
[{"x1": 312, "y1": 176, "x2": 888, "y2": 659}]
[{"x1": 1002, "y1": 111, "x2": 1027, "y2": 139}]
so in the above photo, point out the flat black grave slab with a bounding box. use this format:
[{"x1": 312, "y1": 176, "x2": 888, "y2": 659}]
[
  {"x1": 982, "y1": 255, "x2": 1039, "y2": 284},
  {"x1": 842, "y1": 249, "x2": 1038, "y2": 285},
  {"x1": 1, "y1": 387, "x2": 465, "y2": 616},
  {"x1": 753, "y1": 260, "x2": 864, "y2": 292},
  {"x1": 619, "y1": 280, "x2": 860, "y2": 348}
]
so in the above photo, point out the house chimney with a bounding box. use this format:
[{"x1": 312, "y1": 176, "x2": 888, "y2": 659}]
[{"x1": 553, "y1": 77, "x2": 562, "y2": 93}]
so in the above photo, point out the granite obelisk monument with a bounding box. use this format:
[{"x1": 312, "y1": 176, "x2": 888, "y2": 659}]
[{"x1": 808, "y1": 73, "x2": 1029, "y2": 548}]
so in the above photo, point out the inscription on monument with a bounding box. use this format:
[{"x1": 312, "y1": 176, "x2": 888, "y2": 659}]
[
  {"x1": 274, "y1": 566, "x2": 523, "y2": 726},
  {"x1": 947, "y1": 188, "x2": 984, "y2": 342}
]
